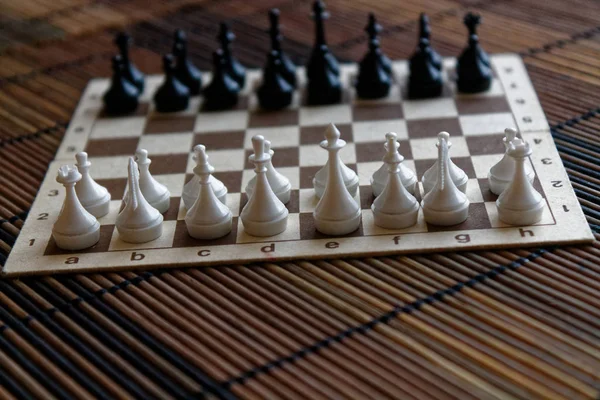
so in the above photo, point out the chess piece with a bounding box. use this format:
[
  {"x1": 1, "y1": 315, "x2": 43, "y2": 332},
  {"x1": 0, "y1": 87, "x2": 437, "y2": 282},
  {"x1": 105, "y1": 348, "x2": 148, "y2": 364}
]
[
  {"x1": 74, "y1": 152, "x2": 111, "y2": 218},
  {"x1": 115, "y1": 32, "x2": 144, "y2": 92},
  {"x1": 245, "y1": 139, "x2": 291, "y2": 203},
  {"x1": 488, "y1": 128, "x2": 535, "y2": 195},
  {"x1": 117, "y1": 158, "x2": 163, "y2": 243},
  {"x1": 457, "y1": 12, "x2": 492, "y2": 93},
  {"x1": 204, "y1": 49, "x2": 240, "y2": 110},
  {"x1": 309, "y1": 0, "x2": 339, "y2": 76},
  {"x1": 364, "y1": 13, "x2": 392, "y2": 76},
  {"x1": 135, "y1": 149, "x2": 171, "y2": 214},
  {"x1": 241, "y1": 135, "x2": 288, "y2": 236},
  {"x1": 182, "y1": 145, "x2": 227, "y2": 209},
  {"x1": 103, "y1": 55, "x2": 139, "y2": 115},
  {"x1": 185, "y1": 145, "x2": 233, "y2": 239},
  {"x1": 218, "y1": 22, "x2": 246, "y2": 88},
  {"x1": 268, "y1": 8, "x2": 297, "y2": 88},
  {"x1": 422, "y1": 134, "x2": 470, "y2": 226},
  {"x1": 257, "y1": 50, "x2": 294, "y2": 110},
  {"x1": 355, "y1": 39, "x2": 392, "y2": 99},
  {"x1": 408, "y1": 38, "x2": 443, "y2": 99},
  {"x1": 173, "y1": 30, "x2": 202, "y2": 95},
  {"x1": 422, "y1": 132, "x2": 468, "y2": 194},
  {"x1": 496, "y1": 139, "x2": 545, "y2": 225},
  {"x1": 314, "y1": 123, "x2": 361, "y2": 235},
  {"x1": 154, "y1": 54, "x2": 190, "y2": 113},
  {"x1": 372, "y1": 133, "x2": 419, "y2": 229},
  {"x1": 371, "y1": 133, "x2": 416, "y2": 197},
  {"x1": 52, "y1": 165, "x2": 101, "y2": 251},
  {"x1": 314, "y1": 124, "x2": 359, "y2": 199},
  {"x1": 418, "y1": 13, "x2": 442, "y2": 71},
  {"x1": 307, "y1": 44, "x2": 342, "y2": 105}
]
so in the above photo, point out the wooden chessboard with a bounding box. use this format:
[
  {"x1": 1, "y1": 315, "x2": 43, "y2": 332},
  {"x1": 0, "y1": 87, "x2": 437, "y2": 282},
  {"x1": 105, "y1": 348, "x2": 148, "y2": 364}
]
[{"x1": 2, "y1": 53, "x2": 593, "y2": 276}]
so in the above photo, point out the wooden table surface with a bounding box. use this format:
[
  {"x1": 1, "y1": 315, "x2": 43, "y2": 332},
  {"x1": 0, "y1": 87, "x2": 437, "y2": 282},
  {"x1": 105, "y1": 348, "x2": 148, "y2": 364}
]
[{"x1": 1, "y1": 0, "x2": 600, "y2": 398}]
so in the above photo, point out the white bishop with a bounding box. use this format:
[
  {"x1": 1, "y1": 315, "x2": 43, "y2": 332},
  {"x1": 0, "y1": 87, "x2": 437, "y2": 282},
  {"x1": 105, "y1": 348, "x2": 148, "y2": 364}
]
[
  {"x1": 370, "y1": 132, "x2": 417, "y2": 196},
  {"x1": 182, "y1": 145, "x2": 227, "y2": 209},
  {"x1": 245, "y1": 139, "x2": 291, "y2": 203},
  {"x1": 422, "y1": 132, "x2": 468, "y2": 194},
  {"x1": 488, "y1": 128, "x2": 535, "y2": 195},
  {"x1": 135, "y1": 149, "x2": 171, "y2": 213},
  {"x1": 74, "y1": 152, "x2": 111, "y2": 218}
]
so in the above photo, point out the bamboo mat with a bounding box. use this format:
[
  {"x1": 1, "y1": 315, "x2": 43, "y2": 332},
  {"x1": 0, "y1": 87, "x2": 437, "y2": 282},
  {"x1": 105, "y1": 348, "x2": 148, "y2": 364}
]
[{"x1": 1, "y1": 0, "x2": 600, "y2": 398}]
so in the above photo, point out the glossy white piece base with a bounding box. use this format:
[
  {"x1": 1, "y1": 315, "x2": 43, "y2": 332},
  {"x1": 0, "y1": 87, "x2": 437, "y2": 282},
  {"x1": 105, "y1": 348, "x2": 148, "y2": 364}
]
[
  {"x1": 242, "y1": 208, "x2": 289, "y2": 237},
  {"x1": 314, "y1": 209, "x2": 361, "y2": 235},
  {"x1": 372, "y1": 202, "x2": 419, "y2": 229},
  {"x1": 497, "y1": 199, "x2": 544, "y2": 226},
  {"x1": 117, "y1": 215, "x2": 163, "y2": 243},
  {"x1": 422, "y1": 201, "x2": 469, "y2": 226},
  {"x1": 53, "y1": 220, "x2": 101, "y2": 250},
  {"x1": 187, "y1": 211, "x2": 232, "y2": 239}
]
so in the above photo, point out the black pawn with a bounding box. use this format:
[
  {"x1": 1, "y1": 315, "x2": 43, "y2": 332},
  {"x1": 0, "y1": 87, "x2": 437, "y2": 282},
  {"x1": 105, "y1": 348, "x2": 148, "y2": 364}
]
[
  {"x1": 356, "y1": 39, "x2": 391, "y2": 99},
  {"x1": 218, "y1": 23, "x2": 246, "y2": 88},
  {"x1": 258, "y1": 50, "x2": 294, "y2": 110},
  {"x1": 204, "y1": 50, "x2": 239, "y2": 111},
  {"x1": 364, "y1": 13, "x2": 392, "y2": 76},
  {"x1": 307, "y1": 44, "x2": 342, "y2": 105},
  {"x1": 418, "y1": 13, "x2": 442, "y2": 71},
  {"x1": 309, "y1": 1, "x2": 339, "y2": 77},
  {"x1": 456, "y1": 13, "x2": 492, "y2": 94},
  {"x1": 269, "y1": 8, "x2": 297, "y2": 88},
  {"x1": 172, "y1": 30, "x2": 202, "y2": 95},
  {"x1": 115, "y1": 32, "x2": 145, "y2": 92},
  {"x1": 154, "y1": 54, "x2": 190, "y2": 113},
  {"x1": 103, "y1": 55, "x2": 139, "y2": 115},
  {"x1": 463, "y1": 12, "x2": 490, "y2": 67},
  {"x1": 408, "y1": 39, "x2": 443, "y2": 99}
]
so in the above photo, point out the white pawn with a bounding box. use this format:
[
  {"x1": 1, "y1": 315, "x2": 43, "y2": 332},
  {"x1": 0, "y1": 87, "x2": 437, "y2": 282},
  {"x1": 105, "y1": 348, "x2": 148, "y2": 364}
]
[
  {"x1": 74, "y1": 152, "x2": 111, "y2": 218},
  {"x1": 52, "y1": 165, "x2": 100, "y2": 250},
  {"x1": 246, "y1": 140, "x2": 292, "y2": 203},
  {"x1": 117, "y1": 158, "x2": 163, "y2": 243},
  {"x1": 241, "y1": 135, "x2": 288, "y2": 237},
  {"x1": 313, "y1": 125, "x2": 359, "y2": 199},
  {"x1": 488, "y1": 128, "x2": 535, "y2": 195},
  {"x1": 314, "y1": 124, "x2": 362, "y2": 235},
  {"x1": 422, "y1": 133, "x2": 470, "y2": 226},
  {"x1": 135, "y1": 149, "x2": 170, "y2": 214},
  {"x1": 497, "y1": 139, "x2": 545, "y2": 225},
  {"x1": 182, "y1": 145, "x2": 227, "y2": 209},
  {"x1": 422, "y1": 132, "x2": 468, "y2": 194},
  {"x1": 185, "y1": 145, "x2": 232, "y2": 239},
  {"x1": 370, "y1": 132, "x2": 417, "y2": 196}
]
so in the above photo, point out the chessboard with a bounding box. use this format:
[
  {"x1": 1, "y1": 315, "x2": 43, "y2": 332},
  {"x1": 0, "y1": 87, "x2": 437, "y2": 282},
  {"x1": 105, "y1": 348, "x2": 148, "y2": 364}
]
[{"x1": 2, "y1": 53, "x2": 593, "y2": 276}]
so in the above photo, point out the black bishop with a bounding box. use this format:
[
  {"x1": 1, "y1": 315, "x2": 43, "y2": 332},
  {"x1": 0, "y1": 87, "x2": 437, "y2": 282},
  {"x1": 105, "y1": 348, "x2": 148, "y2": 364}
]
[
  {"x1": 115, "y1": 32, "x2": 145, "y2": 92},
  {"x1": 355, "y1": 39, "x2": 392, "y2": 99},
  {"x1": 456, "y1": 12, "x2": 492, "y2": 93},
  {"x1": 154, "y1": 54, "x2": 190, "y2": 113},
  {"x1": 408, "y1": 38, "x2": 443, "y2": 99},
  {"x1": 204, "y1": 49, "x2": 240, "y2": 111},
  {"x1": 257, "y1": 50, "x2": 294, "y2": 110},
  {"x1": 103, "y1": 55, "x2": 140, "y2": 115},
  {"x1": 172, "y1": 30, "x2": 202, "y2": 95},
  {"x1": 268, "y1": 8, "x2": 297, "y2": 88},
  {"x1": 218, "y1": 23, "x2": 246, "y2": 88}
]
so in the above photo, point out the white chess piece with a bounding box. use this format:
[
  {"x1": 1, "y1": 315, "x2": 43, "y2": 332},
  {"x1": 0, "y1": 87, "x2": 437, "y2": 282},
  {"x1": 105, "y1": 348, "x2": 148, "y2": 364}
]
[
  {"x1": 74, "y1": 152, "x2": 111, "y2": 218},
  {"x1": 182, "y1": 145, "x2": 227, "y2": 209},
  {"x1": 314, "y1": 124, "x2": 362, "y2": 235},
  {"x1": 372, "y1": 134, "x2": 419, "y2": 229},
  {"x1": 422, "y1": 132, "x2": 468, "y2": 194},
  {"x1": 245, "y1": 140, "x2": 291, "y2": 203},
  {"x1": 185, "y1": 145, "x2": 233, "y2": 239},
  {"x1": 241, "y1": 135, "x2": 288, "y2": 236},
  {"x1": 52, "y1": 165, "x2": 100, "y2": 250},
  {"x1": 116, "y1": 158, "x2": 163, "y2": 243},
  {"x1": 422, "y1": 133, "x2": 470, "y2": 226},
  {"x1": 488, "y1": 128, "x2": 535, "y2": 195},
  {"x1": 313, "y1": 125, "x2": 359, "y2": 199},
  {"x1": 497, "y1": 139, "x2": 545, "y2": 225},
  {"x1": 370, "y1": 132, "x2": 417, "y2": 196},
  {"x1": 135, "y1": 149, "x2": 171, "y2": 214}
]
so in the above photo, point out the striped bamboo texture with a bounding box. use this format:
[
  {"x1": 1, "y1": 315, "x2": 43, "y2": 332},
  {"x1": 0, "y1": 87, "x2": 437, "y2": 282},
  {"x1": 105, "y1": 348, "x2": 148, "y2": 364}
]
[{"x1": 1, "y1": 0, "x2": 600, "y2": 398}]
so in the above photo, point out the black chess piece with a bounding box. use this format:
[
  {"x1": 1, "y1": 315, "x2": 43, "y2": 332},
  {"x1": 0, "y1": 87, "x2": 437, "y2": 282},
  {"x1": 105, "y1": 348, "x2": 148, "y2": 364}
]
[
  {"x1": 309, "y1": 1, "x2": 339, "y2": 77},
  {"x1": 269, "y1": 8, "x2": 297, "y2": 88},
  {"x1": 307, "y1": 44, "x2": 342, "y2": 105},
  {"x1": 364, "y1": 13, "x2": 392, "y2": 77},
  {"x1": 355, "y1": 39, "x2": 392, "y2": 99},
  {"x1": 418, "y1": 13, "x2": 442, "y2": 71},
  {"x1": 463, "y1": 12, "x2": 490, "y2": 67},
  {"x1": 456, "y1": 13, "x2": 492, "y2": 94},
  {"x1": 408, "y1": 38, "x2": 443, "y2": 99},
  {"x1": 258, "y1": 50, "x2": 294, "y2": 110},
  {"x1": 172, "y1": 30, "x2": 202, "y2": 95},
  {"x1": 115, "y1": 32, "x2": 145, "y2": 92},
  {"x1": 218, "y1": 23, "x2": 246, "y2": 88},
  {"x1": 103, "y1": 55, "x2": 140, "y2": 115},
  {"x1": 154, "y1": 54, "x2": 190, "y2": 113},
  {"x1": 204, "y1": 49, "x2": 240, "y2": 111}
]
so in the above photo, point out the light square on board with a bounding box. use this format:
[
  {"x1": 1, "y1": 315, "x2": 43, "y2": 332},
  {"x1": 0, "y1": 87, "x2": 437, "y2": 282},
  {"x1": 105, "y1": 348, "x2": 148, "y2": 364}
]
[
  {"x1": 299, "y1": 104, "x2": 352, "y2": 126},
  {"x1": 85, "y1": 155, "x2": 132, "y2": 179},
  {"x1": 459, "y1": 112, "x2": 516, "y2": 136},
  {"x1": 241, "y1": 167, "x2": 300, "y2": 193},
  {"x1": 138, "y1": 133, "x2": 194, "y2": 155},
  {"x1": 244, "y1": 147, "x2": 299, "y2": 169},
  {"x1": 300, "y1": 143, "x2": 356, "y2": 167},
  {"x1": 352, "y1": 120, "x2": 408, "y2": 143},
  {"x1": 97, "y1": 200, "x2": 123, "y2": 226},
  {"x1": 465, "y1": 179, "x2": 484, "y2": 203},
  {"x1": 186, "y1": 148, "x2": 245, "y2": 173},
  {"x1": 151, "y1": 173, "x2": 187, "y2": 198},
  {"x1": 91, "y1": 116, "x2": 147, "y2": 139},
  {"x1": 194, "y1": 110, "x2": 249, "y2": 132},
  {"x1": 484, "y1": 200, "x2": 555, "y2": 228},
  {"x1": 413, "y1": 157, "x2": 475, "y2": 179},
  {"x1": 109, "y1": 220, "x2": 177, "y2": 251},
  {"x1": 470, "y1": 154, "x2": 504, "y2": 179},
  {"x1": 410, "y1": 136, "x2": 470, "y2": 160},
  {"x1": 426, "y1": 203, "x2": 491, "y2": 232},
  {"x1": 402, "y1": 98, "x2": 458, "y2": 120},
  {"x1": 244, "y1": 126, "x2": 300, "y2": 149},
  {"x1": 299, "y1": 188, "x2": 319, "y2": 213}
]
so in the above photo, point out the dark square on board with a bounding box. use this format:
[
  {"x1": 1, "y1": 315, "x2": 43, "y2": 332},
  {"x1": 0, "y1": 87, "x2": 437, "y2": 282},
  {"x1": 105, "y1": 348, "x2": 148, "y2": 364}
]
[
  {"x1": 146, "y1": 153, "x2": 188, "y2": 174},
  {"x1": 244, "y1": 147, "x2": 299, "y2": 169},
  {"x1": 300, "y1": 164, "x2": 357, "y2": 189},
  {"x1": 98, "y1": 103, "x2": 149, "y2": 119},
  {"x1": 300, "y1": 124, "x2": 353, "y2": 145},
  {"x1": 413, "y1": 157, "x2": 475, "y2": 179},
  {"x1": 406, "y1": 117, "x2": 463, "y2": 139},
  {"x1": 355, "y1": 140, "x2": 412, "y2": 163},
  {"x1": 248, "y1": 109, "x2": 299, "y2": 128},
  {"x1": 144, "y1": 115, "x2": 196, "y2": 134},
  {"x1": 466, "y1": 134, "x2": 506, "y2": 155},
  {"x1": 163, "y1": 197, "x2": 181, "y2": 221},
  {"x1": 85, "y1": 137, "x2": 139, "y2": 157},
  {"x1": 352, "y1": 104, "x2": 403, "y2": 122},
  {"x1": 44, "y1": 225, "x2": 114, "y2": 256},
  {"x1": 94, "y1": 178, "x2": 127, "y2": 199},
  {"x1": 455, "y1": 96, "x2": 511, "y2": 115},
  {"x1": 426, "y1": 203, "x2": 491, "y2": 232},
  {"x1": 194, "y1": 131, "x2": 245, "y2": 150}
]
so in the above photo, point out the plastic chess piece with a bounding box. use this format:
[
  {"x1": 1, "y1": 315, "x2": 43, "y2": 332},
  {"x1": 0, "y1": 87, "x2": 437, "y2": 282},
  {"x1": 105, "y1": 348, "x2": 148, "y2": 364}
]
[
  {"x1": 372, "y1": 134, "x2": 420, "y2": 229},
  {"x1": 52, "y1": 165, "x2": 101, "y2": 251},
  {"x1": 257, "y1": 50, "x2": 294, "y2": 110},
  {"x1": 456, "y1": 13, "x2": 492, "y2": 93},
  {"x1": 269, "y1": 8, "x2": 297, "y2": 88},
  {"x1": 103, "y1": 55, "x2": 140, "y2": 115},
  {"x1": 313, "y1": 123, "x2": 361, "y2": 235},
  {"x1": 185, "y1": 145, "x2": 233, "y2": 239},
  {"x1": 314, "y1": 124, "x2": 359, "y2": 199},
  {"x1": 154, "y1": 54, "x2": 190, "y2": 113},
  {"x1": 172, "y1": 30, "x2": 202, "y2": 95},
  {"x1": 496, "y1": 139, "x2": 545, "y2": 225},
  {"x1": 218, "y1": 22, "x2": 246, "y2": 88},
  {"x1": 422, "y1": 132, "x2": 468, "y2": 194},
  {"x1": 182, "y1": 145, "x2": 227, "y2": 210},
  {"x1": 422, "y1": 134, "x2": 470, "y2": 226},
  {"x1": 355, "y1": 39, "x2": 392, "y2": 99},
  {"x1": 464, "y1": 12, "x2": 490, "y2": 67},
  {"x1": 488, "y1": 128, "x2": 535, "y2": 195},
  {"x1": 408, "y1": 38, "x2": 443, "y2": 99},
  {"x1": 309, "y1": 0, "x2": 339, "y2": 76},
  {"x1": 115, "y1": 32, "x2": 145, "y2": 92},
  {"x1": 74, "y1": 152, "x2": 111, "y2": 218},
  {"x1": 418, "y1": 13, "x2": 442, "y2": 71},
  {"x1": 245, "y1": 139, "x2": 292, "y2": 204},
  {"x1": 364, "y1": 13, "x2": 392, "y2": 76},
  {"x1": 371, "y1": 132, "x2": 417, "y2": 197},
  {"x1": 135, "y1": 149, "x2": 171, "y2": 214},
  {"x1": 204, "y1": 49, "x2": 240, "y2": 111},
  {"x1": 307, "y1": 44, "x2": 342, "y2": 105},
  {"x1": 241, "y1": 135, "x2": 288, "y2": 237},
  {"x1": 117, "y1": 158, "x2": 163, "y2": 243}
]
